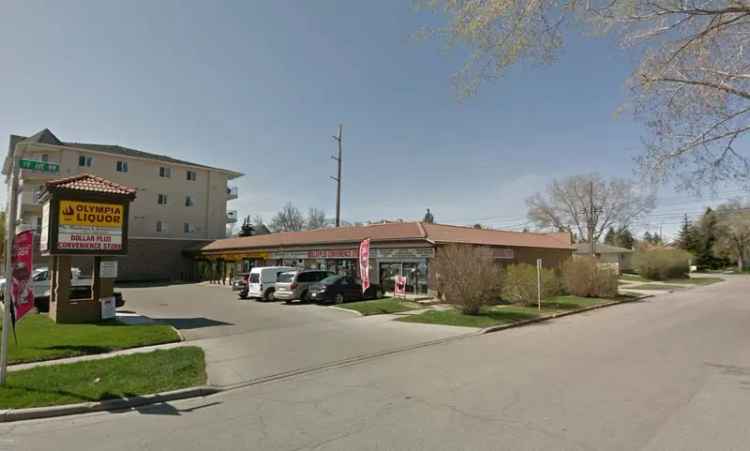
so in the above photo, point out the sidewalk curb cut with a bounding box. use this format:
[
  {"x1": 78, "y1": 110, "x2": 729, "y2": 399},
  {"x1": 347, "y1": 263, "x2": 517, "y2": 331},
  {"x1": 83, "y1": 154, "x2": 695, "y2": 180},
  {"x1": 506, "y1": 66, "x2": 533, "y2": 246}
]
[
  {"x1": 479, "y1": 295, "x2": 652, "y2": 335},
  {"x1": 0, "y1": 386, "x2": 221, "y2": 423}
]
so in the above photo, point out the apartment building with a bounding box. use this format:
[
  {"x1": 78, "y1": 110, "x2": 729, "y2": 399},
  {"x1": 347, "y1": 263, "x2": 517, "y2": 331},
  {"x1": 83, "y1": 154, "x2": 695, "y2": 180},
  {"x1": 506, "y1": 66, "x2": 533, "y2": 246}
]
[{"x1": 4, "y1": 129, "x2": 242, "y2": 281}]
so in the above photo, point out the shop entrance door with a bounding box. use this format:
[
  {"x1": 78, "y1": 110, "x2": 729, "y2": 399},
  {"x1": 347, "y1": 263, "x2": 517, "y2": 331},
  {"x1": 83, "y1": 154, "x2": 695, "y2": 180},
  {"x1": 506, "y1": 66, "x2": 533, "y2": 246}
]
[{"x1": 379, "y1": 263, "x2": 401, "y2": 293}]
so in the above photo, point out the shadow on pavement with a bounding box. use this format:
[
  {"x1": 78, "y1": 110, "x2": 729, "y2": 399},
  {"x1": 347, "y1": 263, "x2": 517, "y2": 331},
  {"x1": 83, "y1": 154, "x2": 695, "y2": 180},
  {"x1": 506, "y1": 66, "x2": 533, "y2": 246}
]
[
  {"x1": 128, "y1": 400, "x2": 223, "y2": 416},
  {"x1": 155, "y1": 317, "x2": 234, "y2": 330}
]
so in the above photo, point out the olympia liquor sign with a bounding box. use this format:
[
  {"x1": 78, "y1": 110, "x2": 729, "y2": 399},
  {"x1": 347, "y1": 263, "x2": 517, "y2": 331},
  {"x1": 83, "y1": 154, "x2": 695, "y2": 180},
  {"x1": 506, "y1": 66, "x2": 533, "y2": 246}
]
[{"x1": 41, "y1": 191, "x2": 132, "y2": 256}]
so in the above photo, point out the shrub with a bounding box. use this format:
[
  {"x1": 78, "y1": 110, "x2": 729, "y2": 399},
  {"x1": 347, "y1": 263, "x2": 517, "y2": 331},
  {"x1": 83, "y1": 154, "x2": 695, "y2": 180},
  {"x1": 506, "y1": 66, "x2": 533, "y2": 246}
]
[
  {"x1": 501, "y1": 264, "x2": 561, "y2": 304},
  {"x1": 430, "y1": 244, "x2": 503, "y2": 315},
  {"x1": 562, "y1": 256, "x2": 619, "y2": 298},
  {"x1": 633, "y1": 248, "x2": 691, "y2": 280}
]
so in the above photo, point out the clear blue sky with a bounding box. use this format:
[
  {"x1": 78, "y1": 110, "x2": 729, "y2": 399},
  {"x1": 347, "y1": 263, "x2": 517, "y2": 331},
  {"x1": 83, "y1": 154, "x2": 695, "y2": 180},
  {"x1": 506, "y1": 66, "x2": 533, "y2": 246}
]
[{"x1": 1, "y1": 1, "x2": 739, "y2": 239}]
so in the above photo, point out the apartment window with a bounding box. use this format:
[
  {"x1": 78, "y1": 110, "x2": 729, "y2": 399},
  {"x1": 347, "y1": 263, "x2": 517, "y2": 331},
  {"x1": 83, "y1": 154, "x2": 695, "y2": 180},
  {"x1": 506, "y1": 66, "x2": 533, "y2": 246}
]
[
  {"x1": 184, "y1": 223, "x2": 195, "y2": 233},
  {"x1": 159, "y1": 166, "x2": 172, "y2": 178},
  {"x1": 157, "y1": 194, "x2": 168, "y2": 205},
  {"x1": 78, "y1": 155, "x2": 93, "y2": 167},
  {"x1": 116, "y1": 161, "x2": 128, "y2": 172},
  {"x1": 185, "y1": 195, "x2": 193, "y2": 207},
  {"x1": 186, "y1": 170, "x2": 197, "y2": 181},
  {"x1": 41, "y1": 154, "x2": 49, "y2": 162},
  {"x1": 156, "y1": 221, "x2": 168, "y2": 233}
]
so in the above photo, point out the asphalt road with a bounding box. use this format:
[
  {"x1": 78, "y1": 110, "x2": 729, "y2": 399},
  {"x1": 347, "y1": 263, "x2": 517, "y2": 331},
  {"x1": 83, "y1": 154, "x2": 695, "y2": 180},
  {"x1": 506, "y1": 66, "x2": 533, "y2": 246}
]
[{"x1": 4, "y1": 275, "x2": 750, "y2": 450}]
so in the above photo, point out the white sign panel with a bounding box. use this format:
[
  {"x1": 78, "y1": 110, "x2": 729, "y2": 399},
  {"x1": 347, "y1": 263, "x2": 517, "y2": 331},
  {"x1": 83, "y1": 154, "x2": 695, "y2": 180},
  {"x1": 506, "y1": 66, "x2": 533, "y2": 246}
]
[
  {"x1": 40, "y1": 202, "x2": 50, "y2": 253},
  {"x1": 57, "y1": 225, "x2": 122, "y2": 251},
  {"x1": 100, "y1": 296, "x2": 116, "y2": 320},
  {"x1": 99, "y1": 260, "x2": 118, "y2": 279}
]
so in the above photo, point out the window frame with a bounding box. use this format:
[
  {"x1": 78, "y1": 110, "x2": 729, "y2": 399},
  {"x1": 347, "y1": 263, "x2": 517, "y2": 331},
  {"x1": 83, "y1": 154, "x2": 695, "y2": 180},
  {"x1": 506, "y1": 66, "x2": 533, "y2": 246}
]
[
  {"x1": 116, "y1": 161, "x2": 128, "y2": 173},
  {"x1": 157, "y1": 193, "x2": 168, "y2": 205},
  {"x1": 159, "y1": 166, "x2": 172, "y2": 178}
]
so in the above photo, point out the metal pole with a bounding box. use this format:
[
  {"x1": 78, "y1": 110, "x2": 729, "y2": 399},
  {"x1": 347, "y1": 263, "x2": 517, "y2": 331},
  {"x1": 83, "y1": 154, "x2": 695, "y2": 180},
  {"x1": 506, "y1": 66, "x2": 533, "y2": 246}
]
[{"x1": 0, "y1": 151, "x2": 22, "y2": 384}]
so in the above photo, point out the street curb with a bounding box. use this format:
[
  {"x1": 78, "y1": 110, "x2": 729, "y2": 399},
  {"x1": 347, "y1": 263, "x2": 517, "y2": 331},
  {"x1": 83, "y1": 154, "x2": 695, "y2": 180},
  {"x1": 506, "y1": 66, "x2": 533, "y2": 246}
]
[
  {"x1": 328, "y1": 306, "x2": 364, "y2": 316},
  {"x1": 479, "y1": 295, "x2": 651, "y2": 335},
  {"x1": 0, "y1": 386, "x2": 221, "y2": 423}
]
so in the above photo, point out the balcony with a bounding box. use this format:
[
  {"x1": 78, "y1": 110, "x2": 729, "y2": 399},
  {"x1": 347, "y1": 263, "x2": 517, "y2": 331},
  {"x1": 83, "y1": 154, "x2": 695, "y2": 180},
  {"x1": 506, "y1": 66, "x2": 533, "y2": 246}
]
[
  {"x1": 226, "y1": 186, "x2": 238, "y2": 200},
  {"x1": 226, "y1": 210, "x2": 238, "y2": 223}
]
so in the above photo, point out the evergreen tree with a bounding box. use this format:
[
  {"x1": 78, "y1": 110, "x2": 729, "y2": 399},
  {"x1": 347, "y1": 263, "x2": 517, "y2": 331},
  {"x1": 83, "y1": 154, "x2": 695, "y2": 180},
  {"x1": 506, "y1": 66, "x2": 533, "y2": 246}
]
[
  {"x1": 604, "y1": 227, "x2": 616, "y2": 245},
  {"x1": 643, "y1": 231, "x2": 653, "y2": 243},
  {"x1": 676, "y1": 214, "x2": 700, "y2": 254},
  {"x1": 616, "y1": 226, "x2": 635, "y2": 249},
  {"x1": 239, "y1": 216, "x2": 254, "y2": 237},
  {"x1": 695, "y1": 208, "x2": 731, "y2": 269},
  {"x1": 423, "y1": 208, "x2": 435, "y2": 224}
]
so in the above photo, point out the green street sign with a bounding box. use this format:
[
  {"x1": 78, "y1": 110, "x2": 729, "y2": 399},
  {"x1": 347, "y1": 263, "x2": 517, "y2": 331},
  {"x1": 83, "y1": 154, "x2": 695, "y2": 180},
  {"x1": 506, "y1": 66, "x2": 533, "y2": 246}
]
[{"x1": 19, "y1": 159, "x2": 60, "y2": 173}]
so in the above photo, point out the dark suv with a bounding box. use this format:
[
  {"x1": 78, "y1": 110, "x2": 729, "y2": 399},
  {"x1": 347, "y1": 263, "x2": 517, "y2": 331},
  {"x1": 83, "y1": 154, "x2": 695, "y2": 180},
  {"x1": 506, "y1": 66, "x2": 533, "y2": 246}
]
[{"x1": 273, "y1": 270, "x2": 334, "y2": 302}]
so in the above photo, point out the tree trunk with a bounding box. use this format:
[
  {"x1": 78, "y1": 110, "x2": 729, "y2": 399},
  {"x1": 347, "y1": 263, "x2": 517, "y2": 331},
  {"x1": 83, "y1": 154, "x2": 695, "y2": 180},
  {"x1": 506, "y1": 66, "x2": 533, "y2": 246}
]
[{"x1": 739, "y1": 255, "x2": 744, "y2": 272}]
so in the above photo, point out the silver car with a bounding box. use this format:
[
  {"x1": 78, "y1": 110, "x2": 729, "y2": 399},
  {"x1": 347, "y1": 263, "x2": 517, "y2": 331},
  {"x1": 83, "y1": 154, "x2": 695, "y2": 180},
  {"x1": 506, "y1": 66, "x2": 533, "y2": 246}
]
[{"x1": 274, "y1": 270, "x2": 333, "y2": 302}]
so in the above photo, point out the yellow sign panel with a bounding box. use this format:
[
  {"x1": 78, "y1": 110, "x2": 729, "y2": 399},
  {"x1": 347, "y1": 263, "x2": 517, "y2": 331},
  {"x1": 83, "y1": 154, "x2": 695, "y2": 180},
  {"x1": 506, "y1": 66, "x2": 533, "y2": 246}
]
[{"x1": 59, "y1": 200, "x2": 124, "y2": 228}]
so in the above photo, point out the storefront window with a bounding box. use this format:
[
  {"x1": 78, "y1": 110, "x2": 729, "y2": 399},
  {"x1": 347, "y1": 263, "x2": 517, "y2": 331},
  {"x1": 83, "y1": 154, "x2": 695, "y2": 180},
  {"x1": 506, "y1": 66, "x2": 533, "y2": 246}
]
[{"x1": 379, "y1": 260, "x2": 429, "y2": 295}]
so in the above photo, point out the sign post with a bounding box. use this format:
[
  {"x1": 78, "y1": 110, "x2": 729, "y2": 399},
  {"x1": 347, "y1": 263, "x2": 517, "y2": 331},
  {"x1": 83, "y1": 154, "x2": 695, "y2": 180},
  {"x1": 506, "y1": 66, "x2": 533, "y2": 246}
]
[
  {"x1": 0, "y1": 153, "x2": 22, "y2": 385},
  {"x1": 536, "y1": 258, "x2": 542, "y2": 312}
]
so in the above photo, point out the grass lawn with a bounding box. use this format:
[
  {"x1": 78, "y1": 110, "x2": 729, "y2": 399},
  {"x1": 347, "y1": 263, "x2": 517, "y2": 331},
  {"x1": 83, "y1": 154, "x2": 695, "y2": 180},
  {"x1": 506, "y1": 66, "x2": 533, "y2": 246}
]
[
  {"x1": 3, "y1": 314, "x2": 180, "y2": 365},
  {"x1": 398, "y1": 295, "x2": 613, "y2": 328},
  {"x1": 0, "y1": 347, "x2": 206, "y2": 410},
  {"x1": 627, "y1": 283, "x2": 687, "y2": 290},
  {"x1": 340, "y1": 298, "x2": 421, "y2": 316}
]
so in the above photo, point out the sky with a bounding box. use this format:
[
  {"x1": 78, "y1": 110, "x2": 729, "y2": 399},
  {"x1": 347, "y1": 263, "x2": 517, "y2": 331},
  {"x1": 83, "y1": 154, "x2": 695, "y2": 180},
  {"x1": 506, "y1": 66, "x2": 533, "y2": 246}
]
[{"x1": 1, "y1": 0, "x2": 746, "y2": 240}]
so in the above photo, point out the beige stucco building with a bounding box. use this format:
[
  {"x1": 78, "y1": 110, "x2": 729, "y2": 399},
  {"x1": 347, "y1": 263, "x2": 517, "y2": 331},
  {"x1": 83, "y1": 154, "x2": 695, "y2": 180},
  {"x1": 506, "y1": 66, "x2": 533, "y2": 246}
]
[{"x1": 4, "y1": 129, "x2": 242, "y2": 281}]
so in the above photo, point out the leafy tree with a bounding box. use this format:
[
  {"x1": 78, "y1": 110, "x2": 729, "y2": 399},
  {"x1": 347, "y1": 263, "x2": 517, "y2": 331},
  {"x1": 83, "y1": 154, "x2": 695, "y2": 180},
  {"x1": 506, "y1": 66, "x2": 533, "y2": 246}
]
[
  {"x1": 306, "y1": 208, "x2": 327, "y2": 230},
  {"x1": 694, "y1": 208, "x2": 731, "y2": 269},
  {"x1": 713, "y1": 201, "x2": 750, "y2": 271},
  {"x1": 270, "y1": 202, "x2": 305, "y2": 232},
  {"x1": 643, "y1": 231, "x2": 653, "y2": 244},
  {"x1": 472, "y1": 223, "x2": 483, "y2": 229},
  {"x1": 526, "y1": 174, "x2": 655, "y2": 243},
  {"x1": 419, "y1": 1, "x2": 750, "y2": 190}
]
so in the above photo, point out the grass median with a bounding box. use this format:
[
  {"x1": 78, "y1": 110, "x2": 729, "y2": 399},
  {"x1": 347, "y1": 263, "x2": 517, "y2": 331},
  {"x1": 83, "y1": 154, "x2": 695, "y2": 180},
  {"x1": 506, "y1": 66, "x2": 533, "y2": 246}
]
[
  {"x1": 3, "y1": 314, "x2": 180, "y2": 365},
  {"x1": 336, "y1": 298, "x2": 422, "y2": 316},
  {"x1": 397, "y1": 295, "x2": 615, "y2": 328},
  {"x1": 0, "y1": 347, "x2": 206, "y2": 410}
]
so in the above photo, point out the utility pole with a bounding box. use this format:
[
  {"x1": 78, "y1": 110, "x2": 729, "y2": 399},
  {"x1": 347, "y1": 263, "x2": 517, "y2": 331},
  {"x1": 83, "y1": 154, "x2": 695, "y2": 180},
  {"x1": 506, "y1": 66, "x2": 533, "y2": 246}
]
[
  {"x1": 581, "y1": 180, "x2": 602, "y2": 257},
  {"x1": 330, "y1": 124, "x2": 343, "y2": 227}
]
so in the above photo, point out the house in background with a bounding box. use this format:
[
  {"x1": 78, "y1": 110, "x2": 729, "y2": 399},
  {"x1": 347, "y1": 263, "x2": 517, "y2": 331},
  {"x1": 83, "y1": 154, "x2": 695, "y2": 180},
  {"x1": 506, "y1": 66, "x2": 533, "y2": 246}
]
[
  {"x1": 4, "y1": 129, "x2": 243, "y2": 281},
  {"x1": 574, "y1": 242, "x2": 634, "y2": 273}
]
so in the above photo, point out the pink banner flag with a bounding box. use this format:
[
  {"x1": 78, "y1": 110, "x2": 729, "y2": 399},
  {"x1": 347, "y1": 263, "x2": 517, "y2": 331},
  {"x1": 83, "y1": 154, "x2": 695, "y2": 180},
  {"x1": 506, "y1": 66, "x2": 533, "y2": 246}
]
[
  {"x1": 359, "y1": 238, "x2": 370, "y2": 293},
  {"x1": 12, "y1": 230, "x2": 35, "y2": 322},
  {"x1": 394, "y1": 275, "x2": 407, "y2": 298}
]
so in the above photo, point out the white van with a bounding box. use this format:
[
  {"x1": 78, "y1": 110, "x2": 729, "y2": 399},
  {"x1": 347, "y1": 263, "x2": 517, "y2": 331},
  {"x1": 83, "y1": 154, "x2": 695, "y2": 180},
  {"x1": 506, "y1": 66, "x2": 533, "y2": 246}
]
[{"x1": 242, "y1": 266, "x2": 295, "y2": 301}]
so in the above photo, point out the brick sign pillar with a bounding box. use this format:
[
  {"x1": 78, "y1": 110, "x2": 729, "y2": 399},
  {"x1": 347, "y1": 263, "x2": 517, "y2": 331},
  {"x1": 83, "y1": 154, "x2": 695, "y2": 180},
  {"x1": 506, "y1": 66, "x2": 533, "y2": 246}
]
[{"x1": 38, "y1": 174, "x2": 136, "y2": 323}]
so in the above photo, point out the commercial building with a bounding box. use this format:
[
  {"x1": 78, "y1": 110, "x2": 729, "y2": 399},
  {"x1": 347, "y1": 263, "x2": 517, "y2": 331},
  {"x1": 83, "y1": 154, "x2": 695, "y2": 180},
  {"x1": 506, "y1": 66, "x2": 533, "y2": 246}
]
[
  {"x1": 191, "y1": 222, "x2": 575, "y2": 294},
  {"x1": 4, "y1": 129, "x2": 242, "y2": 281}
]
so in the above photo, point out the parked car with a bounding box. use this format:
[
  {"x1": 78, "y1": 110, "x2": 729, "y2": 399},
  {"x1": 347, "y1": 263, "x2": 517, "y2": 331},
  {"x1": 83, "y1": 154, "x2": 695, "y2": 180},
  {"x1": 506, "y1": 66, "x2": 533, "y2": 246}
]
[
  {"x1": 274, "y1": 270, "x2": 334, "y2": 302},
  {"x1": 240, "y1": 266, "x2": 296, "y2": 301},
  {"x1": 0, "y1": 267, "x2": 90, "y2": 300},
  {"x1": 308, "y1": 275, "x2": 383, "y2": 304},
  {"x1": 231, "y1": 272, "x2": 250, "y2": 291}
]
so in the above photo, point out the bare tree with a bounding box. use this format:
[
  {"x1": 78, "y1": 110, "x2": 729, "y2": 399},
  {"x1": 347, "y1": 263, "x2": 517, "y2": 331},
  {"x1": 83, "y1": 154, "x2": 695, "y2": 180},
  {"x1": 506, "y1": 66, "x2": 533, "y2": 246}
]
[
  {"x1": 714, "y1": 200, "x2": 750, "y2": 271},
  {"x1": 418, "y1": 1, "x2": 750, "y2": 190},
  {"x1": 306, "y1": 208, "x2": 328, "y2": 230},
  {"x1": 526, "y1": 174, "x2": 655, "y2": 243},
  {"x1": 270, "y1": 202, "x2": 305, "y2": 233},
  {"x1": 430, "y1": 244, "x2": 503, "y2": 314}
]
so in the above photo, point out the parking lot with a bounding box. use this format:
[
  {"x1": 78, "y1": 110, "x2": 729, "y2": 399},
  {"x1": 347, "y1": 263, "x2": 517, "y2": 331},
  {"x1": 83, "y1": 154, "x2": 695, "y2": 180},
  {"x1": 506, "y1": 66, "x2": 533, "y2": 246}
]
[
  {"x1": 117, "y1": 282, "x2": 474, "y2": 386},
  {"x1": 118, "y1": 282, "x2": 357, "y2": 341}
]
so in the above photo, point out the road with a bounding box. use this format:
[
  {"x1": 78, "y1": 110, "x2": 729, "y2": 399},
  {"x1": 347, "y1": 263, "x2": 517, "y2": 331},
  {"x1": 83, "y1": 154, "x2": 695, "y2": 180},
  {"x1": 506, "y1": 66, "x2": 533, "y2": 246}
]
[{"x1": 3, "y1": 275, "x2": 750, "y2": 450}]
